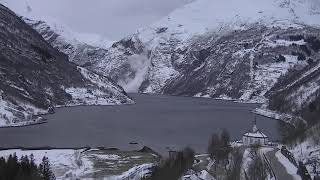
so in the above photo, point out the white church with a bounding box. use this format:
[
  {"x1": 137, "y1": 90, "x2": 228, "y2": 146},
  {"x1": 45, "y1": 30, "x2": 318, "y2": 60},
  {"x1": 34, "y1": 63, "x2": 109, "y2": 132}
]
[{"x1": 242, "y1": 121, "x2": 268, "y2": 146}]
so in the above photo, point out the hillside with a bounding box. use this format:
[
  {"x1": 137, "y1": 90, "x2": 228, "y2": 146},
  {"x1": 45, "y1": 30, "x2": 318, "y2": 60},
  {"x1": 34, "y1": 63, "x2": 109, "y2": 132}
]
[
  {"x1": 6, "y1": 0, "x2": 320, "y2": 121},
  {"x1": 90, "y1": 0, "x2": 320, "y2": 116},
  {"x1": 0, "y1": 4, "x2": 133, "y2": 127}
]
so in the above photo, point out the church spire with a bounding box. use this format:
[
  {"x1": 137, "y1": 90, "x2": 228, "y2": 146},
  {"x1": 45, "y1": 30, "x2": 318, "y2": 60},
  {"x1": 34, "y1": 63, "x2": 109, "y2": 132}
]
[{"x1": 253, "y1": 116, "x2": 258, "y2": 132}]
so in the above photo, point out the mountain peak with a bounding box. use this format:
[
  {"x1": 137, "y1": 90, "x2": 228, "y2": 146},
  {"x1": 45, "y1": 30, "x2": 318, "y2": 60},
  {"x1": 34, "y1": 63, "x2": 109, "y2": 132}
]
[{"x1": 138, "y1": 0, "x2": 320, "y2": 42}]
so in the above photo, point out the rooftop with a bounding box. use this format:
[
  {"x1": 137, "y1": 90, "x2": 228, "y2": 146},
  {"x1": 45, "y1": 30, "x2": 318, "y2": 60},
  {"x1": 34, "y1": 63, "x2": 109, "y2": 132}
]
[{"x1": 243, "y1": 131, "x2": 268, "y2": 138}]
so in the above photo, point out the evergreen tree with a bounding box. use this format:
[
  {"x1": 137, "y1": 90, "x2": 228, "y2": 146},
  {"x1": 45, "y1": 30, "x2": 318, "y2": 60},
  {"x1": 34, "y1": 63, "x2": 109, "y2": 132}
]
[
  {"x1": 0, "y1": 154, "x2": 43, "y2": 180},
  {"x1": 39, "y1": 156, "x2": 56, "y2": 180}
]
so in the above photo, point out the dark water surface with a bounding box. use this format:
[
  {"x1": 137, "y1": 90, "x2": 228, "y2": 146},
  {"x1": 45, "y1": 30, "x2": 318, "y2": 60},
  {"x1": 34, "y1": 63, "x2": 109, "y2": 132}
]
[{"x1": 0, "y1": 94, "x2": 279, "y2": 155}]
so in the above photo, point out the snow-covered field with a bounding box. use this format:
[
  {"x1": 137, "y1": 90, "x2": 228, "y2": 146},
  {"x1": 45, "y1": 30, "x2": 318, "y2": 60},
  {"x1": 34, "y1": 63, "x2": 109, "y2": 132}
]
[{"x1": 0, "y1": 148, "x2": 157, "y2": 179}]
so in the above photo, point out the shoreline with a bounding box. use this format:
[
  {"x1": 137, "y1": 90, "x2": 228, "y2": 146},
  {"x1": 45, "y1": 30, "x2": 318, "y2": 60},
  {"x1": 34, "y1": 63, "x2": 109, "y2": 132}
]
[
  {"x1": 252, "y1": 108, "x2": 298, "y2": 127},
  {"x1": 0, "y1": 118, "x2": 48, "y2": 129}
]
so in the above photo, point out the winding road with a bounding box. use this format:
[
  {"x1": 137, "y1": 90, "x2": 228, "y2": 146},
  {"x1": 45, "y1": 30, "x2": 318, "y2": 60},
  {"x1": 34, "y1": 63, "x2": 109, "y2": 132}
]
[{"x1": 266, "y1": 149, "x2": 297, "y2": 180}]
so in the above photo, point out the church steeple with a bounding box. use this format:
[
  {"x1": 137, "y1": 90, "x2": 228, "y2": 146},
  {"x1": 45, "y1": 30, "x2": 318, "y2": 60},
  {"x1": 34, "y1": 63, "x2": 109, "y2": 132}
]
[{"x1": 252, "y1": 116, "x2": 258, "y2": 133}]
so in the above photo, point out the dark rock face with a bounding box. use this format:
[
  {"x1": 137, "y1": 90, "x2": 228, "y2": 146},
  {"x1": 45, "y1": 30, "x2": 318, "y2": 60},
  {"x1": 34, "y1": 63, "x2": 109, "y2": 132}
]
[
  {"x1": 0, "y1": 4, "x2": 132, "y2": 126},
  {"x1": 163, "y1": 26, "x2": 320, "y2": 101}
]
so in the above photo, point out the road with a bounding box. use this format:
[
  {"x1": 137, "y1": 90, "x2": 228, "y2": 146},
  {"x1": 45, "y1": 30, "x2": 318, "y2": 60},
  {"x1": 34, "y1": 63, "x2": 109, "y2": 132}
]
[{"x1": 266, "y1": 149, "x2": 296, "y2": 180}]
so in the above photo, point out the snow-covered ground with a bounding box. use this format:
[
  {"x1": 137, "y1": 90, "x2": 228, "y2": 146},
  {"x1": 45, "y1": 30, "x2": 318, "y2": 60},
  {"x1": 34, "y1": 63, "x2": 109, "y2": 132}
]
[
  {"x1": 0, "y1": 93, "x2": 48, "y2": 127},
  {"x1": 61, "y1": 67, "x2": 134, "y2": 107},
  {"x1": 0, "y1": 148, "x2": 157, "y2": 180},
  {"x1": 290, "y1": 139, "x2": 320, "y2": 179},
  {"x1": 275, "y1": 151, "x2": 302, "y2": 180},
  {"x1": 241, "y1": 148, "x2": 253, "y2": 179},
  {"x1": 253, "y1": 107, "x2": 296, "y2": 124},
  {"x1": 182, "y1": 170, "x2": 215, "y2": 180},
  {"x1": 0, "y1": 65, "x2": 133, "y2": 127}
]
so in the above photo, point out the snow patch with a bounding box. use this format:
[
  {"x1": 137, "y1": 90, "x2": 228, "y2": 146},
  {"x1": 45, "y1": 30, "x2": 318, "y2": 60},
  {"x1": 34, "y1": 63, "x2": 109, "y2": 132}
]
[{"x1": 275, "y1": 151, "x2": 301, "y2": 180}]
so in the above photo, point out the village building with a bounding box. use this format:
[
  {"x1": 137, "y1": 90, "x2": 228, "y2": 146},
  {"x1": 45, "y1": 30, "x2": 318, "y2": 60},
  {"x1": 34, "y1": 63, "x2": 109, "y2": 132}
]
[{"x1": 242, "y1": 121, "x2": 268, "y2": 146}]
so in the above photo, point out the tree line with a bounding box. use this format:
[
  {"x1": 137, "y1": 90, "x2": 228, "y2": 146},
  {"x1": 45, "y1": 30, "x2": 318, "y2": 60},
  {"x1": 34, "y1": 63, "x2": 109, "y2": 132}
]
[
  {"x1": 0, "y1": 153, "x2": 55, "y2": 180},
  {"x1": 142, "y1": 147, "x2": 195, "y2": 180}
]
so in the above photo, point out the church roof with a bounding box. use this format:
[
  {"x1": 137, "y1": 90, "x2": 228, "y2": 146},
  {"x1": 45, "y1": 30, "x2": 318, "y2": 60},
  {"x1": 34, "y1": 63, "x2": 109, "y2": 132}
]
[{"x1": 243, "y1": 130, "x2": 268, "y2": 138}]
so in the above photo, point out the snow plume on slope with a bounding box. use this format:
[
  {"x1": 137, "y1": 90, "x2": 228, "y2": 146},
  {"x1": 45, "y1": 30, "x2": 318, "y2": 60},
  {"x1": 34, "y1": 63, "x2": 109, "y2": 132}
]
[{"x1": 119, "y1": 54, "x2": 150, "y2": 93}]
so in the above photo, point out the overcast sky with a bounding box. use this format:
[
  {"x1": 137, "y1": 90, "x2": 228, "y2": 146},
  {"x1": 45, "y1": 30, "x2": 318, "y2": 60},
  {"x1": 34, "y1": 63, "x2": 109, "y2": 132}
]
[{"x1": 2, "y1": 0, "x2": 192, "y2": 40}]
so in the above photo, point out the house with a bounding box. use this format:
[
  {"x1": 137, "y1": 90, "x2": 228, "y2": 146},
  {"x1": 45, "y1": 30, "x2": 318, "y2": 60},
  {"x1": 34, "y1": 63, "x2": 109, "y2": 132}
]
[{"x1": 242, "y1": 121, "x2": 268, "y2": 146}]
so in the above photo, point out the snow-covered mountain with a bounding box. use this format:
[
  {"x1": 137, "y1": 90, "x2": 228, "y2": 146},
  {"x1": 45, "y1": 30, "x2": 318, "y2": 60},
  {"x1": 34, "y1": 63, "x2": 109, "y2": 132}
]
[
  {"x1": 0, "y1": 4, "x2": 133, "y2": 127},
  {"x1": 0, "y1": 0, "x2": 114, "y2": 66},
  {"x1": 89, "y1": 0, "x2": 320, "y2": 103},
  {"x1": 5, "y1": 0, "x2": 320, "y2": 121},
  {"x1": 23, "y1": 18, "x2": 113, "y2": 66},
  {"x1": 88, "y1": 0, "x2": 320, "y2": 125}
]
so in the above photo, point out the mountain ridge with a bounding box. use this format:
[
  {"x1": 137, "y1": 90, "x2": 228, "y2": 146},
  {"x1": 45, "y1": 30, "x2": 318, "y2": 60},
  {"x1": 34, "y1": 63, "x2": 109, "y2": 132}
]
[
  {"x1": 6, "y1": 0, "x2": 320, "y2": 124},
  {"x1": 0, "y1": 4, "x2": 133, "y2": 127}
]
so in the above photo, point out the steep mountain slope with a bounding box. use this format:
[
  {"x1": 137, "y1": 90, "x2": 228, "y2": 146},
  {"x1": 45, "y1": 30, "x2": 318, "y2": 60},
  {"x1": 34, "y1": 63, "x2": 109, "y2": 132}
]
[
  {"x1": 9, "y1": 0, "x2": 320, "y2": 118},
  {"x1": 90, "y1": 0, "x2": 320, "y2": 100},
  {"x1": 0, "y1": 0, "x2": 114, "y2": 67},
  {"x1": 0, "y1": 4, "x2": 133, "y2": 127},
  {"x1": 23, "y1": 18, "x2": 113, "y2": 66}
]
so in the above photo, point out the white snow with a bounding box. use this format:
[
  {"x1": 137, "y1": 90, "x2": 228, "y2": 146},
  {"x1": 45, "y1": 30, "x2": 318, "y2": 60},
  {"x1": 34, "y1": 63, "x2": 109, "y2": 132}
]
[
  {"x1": 61, "y1": 67, "x2": 133, "y2": 107},
  {"x1": 124, "y1": 0, "x2": 320, "y2": 95},
  {"x1": 0, "y1": 149, "x2": 89, "y2": 179},
  {"x1": 0, "y1": 91, "x2": 48, "y2": 127},
  {"x1": 182, "y1": 170, "x2": 216, "y2": 180},
  {"x1": 0, "y1": 149, "x2": 156, "y2": 180},
  {"x1": 253, "y1": 107, "x2": 297, "y2": 125},
  {"x1": 0, "y1": 66, "x2": 133, "y2": 127},
  {"x1": 138, "y1": 0, "x2": 320, "y2": 45},
  {"x1": 266, "y1": 39, "x2": 306, "y2": 48},
  {"x1": 244, "y1": 131, "x2": 268, "y2": 138},
  {"x1": 118, "y1": 54, "x2": 151, "y2": 93},
  {"x1": 290, "y1": 137, "x2": 320, "y2": 179},
  {"x1": 241, "y1": 148, "x2": 253, "y2": 179},
  {"x1": 113, "y1": 163, "x2": 154, "y2": 180},
  {"x1": 91, "y1": 154, "x2": 121, "y2": 161},
  {"x1": 275, "y1": 150, "x2": 302, "y2": 180}
]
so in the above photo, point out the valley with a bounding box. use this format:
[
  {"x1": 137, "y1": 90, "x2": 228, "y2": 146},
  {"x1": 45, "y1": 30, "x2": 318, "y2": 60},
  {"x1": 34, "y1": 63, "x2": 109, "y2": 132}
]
[
  {"x1": 0, "y1": 0, "x2": 319, "y2": 179},
  {"x1": 0, "y1": 93, "x2": 280, "y2": 156}
]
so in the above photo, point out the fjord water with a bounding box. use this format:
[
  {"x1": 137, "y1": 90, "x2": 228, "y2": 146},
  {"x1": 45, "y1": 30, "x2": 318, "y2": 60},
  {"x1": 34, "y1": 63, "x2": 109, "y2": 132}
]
[{"x1": 0, "y1": 94, "x2": 279, "y2": 155}]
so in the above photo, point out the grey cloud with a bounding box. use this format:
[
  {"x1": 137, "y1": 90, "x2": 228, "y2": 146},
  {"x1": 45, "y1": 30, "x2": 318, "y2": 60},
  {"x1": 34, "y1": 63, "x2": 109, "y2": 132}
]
[{"x1": 16, "y1": 0, "x2": 191, "y2": 40}]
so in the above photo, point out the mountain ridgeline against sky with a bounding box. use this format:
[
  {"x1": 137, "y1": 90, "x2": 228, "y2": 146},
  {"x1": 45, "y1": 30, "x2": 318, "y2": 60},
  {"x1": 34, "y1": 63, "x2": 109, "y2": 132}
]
[
  {"x1": 0, "y1": 4, "x2": 133, "y2": 126},
  {"x1": 0, "y1": 0, "x2": 320, "y2": 179},
  {"x1": 21, "y1": 0, "x2": 320, "y2": 119},
  {"x1": 1, "y1": 0, "x2": 320, "y2": 126}
]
